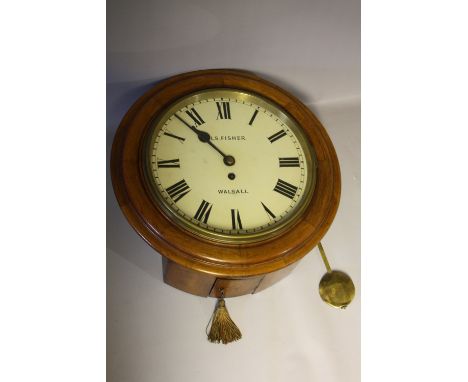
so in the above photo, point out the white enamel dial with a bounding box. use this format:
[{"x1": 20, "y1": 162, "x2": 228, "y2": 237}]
[{"x1": 147, "y1": 89, "x2": 316, "y2": 242}]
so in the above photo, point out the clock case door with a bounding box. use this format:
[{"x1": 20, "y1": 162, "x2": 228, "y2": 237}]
[{"x1": 162, "y1": 256, "x2": 298, "y2": 297}]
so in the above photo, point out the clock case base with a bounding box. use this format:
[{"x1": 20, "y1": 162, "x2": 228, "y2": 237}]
[{"x1": 163, "y1": 257, "x2": 297, "y2": 298}]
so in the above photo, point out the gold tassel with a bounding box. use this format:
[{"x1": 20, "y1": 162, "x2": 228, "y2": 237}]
[{"x1": 207, "y1": 290, "x2": 242, "y2": 344}]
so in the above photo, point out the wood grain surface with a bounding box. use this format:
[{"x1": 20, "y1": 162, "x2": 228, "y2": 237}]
[{"x1": 111, "y1": 69, "x2": 341, "y2": 297}]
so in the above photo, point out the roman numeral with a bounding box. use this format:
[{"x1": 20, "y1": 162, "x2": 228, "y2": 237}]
[
  {"x1": 273, "y1": 179, "x2": 298, "y2": 199},
  {"x1": 185, "y1": 108, "x2": 205, "y2": 126},
  {"x1": 194, "y1": 200, "x2": 213, "y2": 224},
  {"x1": 157, "y1": 158, "x2": 180, "y2": 168},
  {"x1": 279, "y1": 157, "x2": 300, "y2": 167},
  {"x1": 231, "y1": 209, "x2": 243, "y2": 230},
  {"x1": 165, "y1": 179, "x2": 191, "y2": 202},
  {"x1": 163, "y1": 132, "x2": 185, "y2": 142},
  {"x1": 216, "y1": 102, "x2": 231, "y2": 119},
  {"x1": 248, "y1": 109, "x2": 259, "y2": 125},
  {"x1": 268, "y1": 130, "x2": 287, "y2": 143},
  {"x1": 261, "y1": 202, "x2": 276, "y2": 220}
]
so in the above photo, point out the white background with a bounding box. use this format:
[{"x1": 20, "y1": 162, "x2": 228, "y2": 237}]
[
  {"x1": 2, "y1": 1, "x2": 468, "y2": 382},
  {"x1": 107, "y1": 1, "x2": 360, "y2": 381}
]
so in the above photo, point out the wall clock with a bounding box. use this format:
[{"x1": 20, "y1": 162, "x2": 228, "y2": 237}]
[{"x1": 111, "y1": 69, "x2": 354, "y2": 343}]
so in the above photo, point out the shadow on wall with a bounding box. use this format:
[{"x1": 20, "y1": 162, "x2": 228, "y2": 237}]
[{"x1": 107, "y1": 79, "x2": 161, "y2": 130}]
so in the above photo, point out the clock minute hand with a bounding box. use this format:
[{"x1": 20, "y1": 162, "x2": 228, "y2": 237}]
[
  {"x1": 174, "y1": 113, "x2": 205, "y2": 137},
  {"x1": 174, "y1": 114, "x2": 235, "y2": 166}
]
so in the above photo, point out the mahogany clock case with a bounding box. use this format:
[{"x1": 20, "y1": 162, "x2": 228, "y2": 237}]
[{"x1": 111, "y1": 69, "x2": 341, "y2": 297}]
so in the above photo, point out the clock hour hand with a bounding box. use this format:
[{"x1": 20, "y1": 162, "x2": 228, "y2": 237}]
[{"x1": 174, "y1": 113, "x2": 235, "y2": 166}]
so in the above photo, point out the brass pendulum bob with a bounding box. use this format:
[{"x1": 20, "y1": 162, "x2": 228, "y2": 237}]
[{"x1": 317, "y1": 242, "x2": 356, "y2": 309}]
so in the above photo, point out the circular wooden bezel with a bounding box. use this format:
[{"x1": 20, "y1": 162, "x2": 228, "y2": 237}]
[{"x1": 111, "y1": 69, "x2": 340, "y2": 278}]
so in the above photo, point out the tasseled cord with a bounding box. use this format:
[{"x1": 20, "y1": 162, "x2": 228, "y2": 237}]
[{"x1": 206, "y1": 290, "x2": 242, "y2": 344}]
